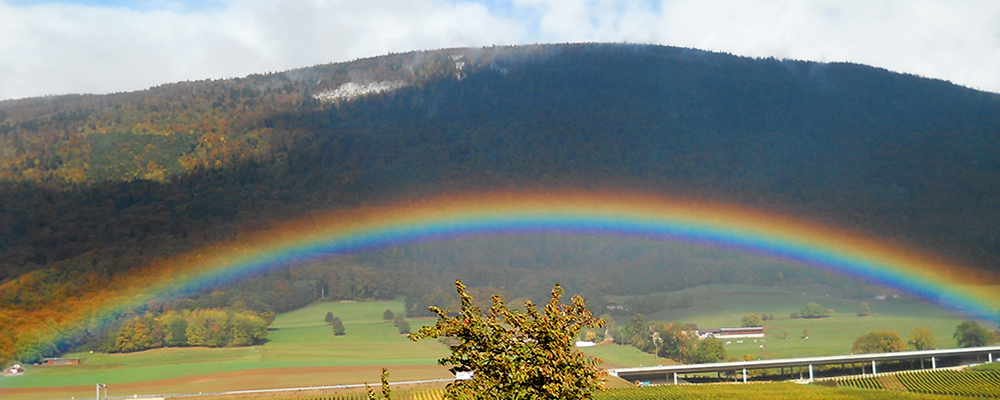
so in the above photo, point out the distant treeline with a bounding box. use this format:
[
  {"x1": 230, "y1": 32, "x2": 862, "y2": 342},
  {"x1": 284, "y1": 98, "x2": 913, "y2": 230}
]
[{"x1": 112, "y1": 307, "x2": 272, "y2": 353}]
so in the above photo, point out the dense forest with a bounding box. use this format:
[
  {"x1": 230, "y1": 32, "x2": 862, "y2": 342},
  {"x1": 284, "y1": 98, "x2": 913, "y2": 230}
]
[{"x1": 1, "y1": 43, "x2": 999, "y2": 364}]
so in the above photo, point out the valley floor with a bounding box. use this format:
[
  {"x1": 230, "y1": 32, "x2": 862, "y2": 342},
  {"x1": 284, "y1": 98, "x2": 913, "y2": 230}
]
[{"x1": 0, "y1": 285, "x2": 989, "y2": 400}]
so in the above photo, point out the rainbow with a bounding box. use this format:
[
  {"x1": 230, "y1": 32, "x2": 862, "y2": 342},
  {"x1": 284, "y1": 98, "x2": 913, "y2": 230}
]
[{"x1": 123, "y1": 189, "x2": 1000, "y2": 320}]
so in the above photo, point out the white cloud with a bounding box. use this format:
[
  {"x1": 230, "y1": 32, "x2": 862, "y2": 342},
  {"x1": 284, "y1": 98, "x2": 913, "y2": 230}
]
[
  {"x1": 1, "y1": 0, "x2": 999, "y2": 100},
  {"x1": 0, "y1": 0, "x2": 525, "y2": 100},
  {"x1": 647, "y1": 0, "x2": 1000, "y2": 87}
]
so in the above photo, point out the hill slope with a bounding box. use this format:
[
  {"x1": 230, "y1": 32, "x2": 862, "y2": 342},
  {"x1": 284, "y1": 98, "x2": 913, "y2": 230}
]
[
  {"x1": 1, "y1": 44, "x2": 999, "y2": 365},
  {"x1": 1, "y1": 43, "x2": 998, "y2": 284}
]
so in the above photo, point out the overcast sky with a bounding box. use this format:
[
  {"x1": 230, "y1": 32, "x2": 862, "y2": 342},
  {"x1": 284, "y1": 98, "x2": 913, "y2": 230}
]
[{"x1": 1, "y1": 0, "x2": 999, "y2": 100}]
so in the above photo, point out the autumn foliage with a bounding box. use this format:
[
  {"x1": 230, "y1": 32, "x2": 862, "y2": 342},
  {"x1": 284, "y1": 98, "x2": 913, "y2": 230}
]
[{"x1": 410, "y1": 280, "x2": 606, "y2": 400}]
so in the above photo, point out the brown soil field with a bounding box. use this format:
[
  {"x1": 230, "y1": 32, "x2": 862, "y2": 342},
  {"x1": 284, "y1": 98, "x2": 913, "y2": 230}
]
[{"x1": 0, "y1": 364, "x2": 453, "y2": 400}]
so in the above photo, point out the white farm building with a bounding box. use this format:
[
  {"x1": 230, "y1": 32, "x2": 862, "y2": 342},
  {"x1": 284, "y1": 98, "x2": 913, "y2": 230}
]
[{"x1": 697, "y1": 327, "x2": 764, "y2": 339}]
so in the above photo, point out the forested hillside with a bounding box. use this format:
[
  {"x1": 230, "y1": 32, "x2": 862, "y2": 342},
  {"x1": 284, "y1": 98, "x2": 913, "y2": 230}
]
[{"x1": 1, "y1": 43, "x2": 999, "y2": 363}]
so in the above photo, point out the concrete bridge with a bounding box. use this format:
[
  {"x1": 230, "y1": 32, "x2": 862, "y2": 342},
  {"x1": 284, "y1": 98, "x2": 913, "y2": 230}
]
[{"x1": 609, "y1": 345, "x2": 1000, "y2": 384}]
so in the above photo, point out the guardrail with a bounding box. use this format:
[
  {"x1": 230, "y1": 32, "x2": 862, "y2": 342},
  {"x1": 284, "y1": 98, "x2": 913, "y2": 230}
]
[{"x1": 55, "y1": 378, "x2": 456, "y2": 400}]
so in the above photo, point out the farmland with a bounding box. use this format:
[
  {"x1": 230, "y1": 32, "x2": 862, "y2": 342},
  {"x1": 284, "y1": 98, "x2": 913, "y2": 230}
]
[
  {"x1": 838, "y1": 369, "x2": 1000, "y2": 398},
  {"x1": 596, "y1": 382, "x2": 981, "y2": 400},
  {"x1": 301, "y1": 381, "x2": 984, "y2": 400},
  {"x1": 0, "y1": 299, "x2": 452, "y2": 399},
  {"x1": 619, "y1": 284, "x2": 974, "y2": 359},
  {"x1": 0, "y1": 284, "x2": 987, "y2": 400}
]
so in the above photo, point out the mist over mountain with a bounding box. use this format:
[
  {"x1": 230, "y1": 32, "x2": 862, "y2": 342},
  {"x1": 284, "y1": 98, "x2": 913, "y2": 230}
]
[{"x1": 1, "y1": 42, "x2": 999, "y2": 288}]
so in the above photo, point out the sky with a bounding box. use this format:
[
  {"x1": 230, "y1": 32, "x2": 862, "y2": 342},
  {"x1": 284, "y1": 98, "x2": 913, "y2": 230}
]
[{"x1": 1, "y1": 0, "x2": 999, "y2": 101}]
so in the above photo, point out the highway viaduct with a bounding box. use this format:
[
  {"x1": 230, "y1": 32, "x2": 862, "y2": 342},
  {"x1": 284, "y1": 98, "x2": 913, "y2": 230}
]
[{"x1": 609, "y1": 345, "x2": 1000, "y2": 384}]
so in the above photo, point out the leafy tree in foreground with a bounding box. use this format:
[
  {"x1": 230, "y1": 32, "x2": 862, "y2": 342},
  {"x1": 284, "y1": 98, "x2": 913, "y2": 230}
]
[
  {"x1": 325, "y1": 311, "x2": 335, "y2": 325},
  {"x1": 852, "y1": 331, "x2": 904, "y2": 354},
  {"x1": 954, "y1": 320, "x2": 992, "y2": 348},
  {"x1": 908, "y1": 327, "x2": 936, "y2": 350},
  {"x1": 410, "y1": 279, "x2": 606, "y2": 400},
  {"x1": 383, "y1": 309, "x2": 395, "y2": 322}
]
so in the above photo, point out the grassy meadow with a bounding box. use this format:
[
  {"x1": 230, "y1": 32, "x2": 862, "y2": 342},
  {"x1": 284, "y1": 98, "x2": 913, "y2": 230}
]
[
  {"x1": 0, "y1": 284, "x2": 990, "y2": 399},
  {"x1": 609, "y1": 284, "x2": 978, "y2": 360},
  {"x1": 0, "y1": 299, "x2": 452, "y2": 399}
]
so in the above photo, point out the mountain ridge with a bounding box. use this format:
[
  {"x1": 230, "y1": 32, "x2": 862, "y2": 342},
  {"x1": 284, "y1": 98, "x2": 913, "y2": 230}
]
[{"x1": 1, "y1": 42, "x2": 998, "y2": 282}]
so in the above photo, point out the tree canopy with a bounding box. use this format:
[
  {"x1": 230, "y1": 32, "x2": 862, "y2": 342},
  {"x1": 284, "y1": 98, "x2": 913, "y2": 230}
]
[
  {"x1": 409, "y1": 279, "x2": 606, "y2": 400},
  {"x1": 857, "y1": 302, "x2": 872, "y2": 317},
  {"x1": 331, "y1": 317, "x2": 345, "y2": 336},
  {"x1": 742, "y1": 313, "x2": 763, "y2": 327},
  {"x1": 800, "y1": 302, "x2": 833, "y2": 319},
  {"x1": 692, "y1": 338, "x2": 726, "y2": 364},
  {"x1": 852, "y1": 331, "x2": 904, "y2": 354},
  {"x1": 954, "y1": 320, "x2": 993, "y2": 348},
  {"x1": 908, "y1": 327, "x2": 936, "y2": 350}
]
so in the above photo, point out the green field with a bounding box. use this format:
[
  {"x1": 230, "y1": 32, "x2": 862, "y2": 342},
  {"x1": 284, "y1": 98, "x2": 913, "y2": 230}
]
[
  {"x1": 613, "y1": 284, "x2": 977, "y2": 359},
  {"x1": 0, "y1": 285, "x2": 990, "y2": 399},
  {"x1": 0, "y1": 299, "x2": 451, "y2": 396}
]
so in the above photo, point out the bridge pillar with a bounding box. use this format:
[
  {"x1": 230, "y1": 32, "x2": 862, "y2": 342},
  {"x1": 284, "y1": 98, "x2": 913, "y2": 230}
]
[
  {"x1": 989, "y1": 353, "x2": 993, "y2": 363},
  {"x1": 743, "y1": 368, "x2": 747, "y2": 383},
  {"x1": 872, "y1": 360, "x2": 876, "y2": 375},
  {"x1": 920, "y1": 358, "x2": 924, "y2": 369},
  {"x1": 932, "y1": 356, "x2": 936, "y2": 369},
  {"x1": 673, "y1": 372, "x2": 678, "y2": 385},
  {"x1": 808, "y1": 364, "x2": 813, "y2": 382}
]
